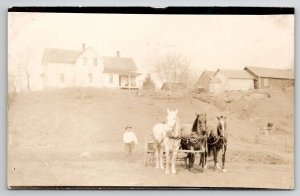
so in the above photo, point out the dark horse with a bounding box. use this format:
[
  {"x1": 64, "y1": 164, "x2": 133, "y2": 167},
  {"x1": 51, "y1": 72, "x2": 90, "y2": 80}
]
[
  {"x1": 180, "y1": 113, "x2": 208, "y2": 171},
  {"x1": 207, "y1": 115, "x2": 228, "y2": 172}
]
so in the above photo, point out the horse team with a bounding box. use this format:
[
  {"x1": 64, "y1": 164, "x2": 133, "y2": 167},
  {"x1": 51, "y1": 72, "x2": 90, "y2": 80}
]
[{"x1": 152, "y1": 109, "x2": 228, "y2": 174}]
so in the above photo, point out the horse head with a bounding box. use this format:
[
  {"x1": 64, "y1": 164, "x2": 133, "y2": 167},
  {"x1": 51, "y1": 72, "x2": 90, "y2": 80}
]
[
  {"x1": 217, "y1": 115, "x2": 227, "y2": 137},
  {"x1": 192, "y1": 113, "x2": 207, "y2": 134},
  {"x1": 166, "y1": 108, "x2": 179, "y2": 129}
]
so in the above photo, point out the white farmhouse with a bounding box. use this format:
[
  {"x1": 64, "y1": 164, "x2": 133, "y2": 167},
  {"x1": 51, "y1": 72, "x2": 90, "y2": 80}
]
[{"x1": 42, "y1": 45, "x2": 141, "y2": 89}]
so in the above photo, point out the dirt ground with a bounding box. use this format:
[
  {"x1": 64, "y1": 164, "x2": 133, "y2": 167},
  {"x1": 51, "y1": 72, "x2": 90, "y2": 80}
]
[{"x1": 7, "y1": 88, "x2": 294, "y2": 189}]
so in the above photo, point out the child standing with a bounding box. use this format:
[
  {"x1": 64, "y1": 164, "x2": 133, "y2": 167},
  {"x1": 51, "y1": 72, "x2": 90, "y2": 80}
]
[{"x1": 123, "y1": 126, "x2": 138, "y2": 162}]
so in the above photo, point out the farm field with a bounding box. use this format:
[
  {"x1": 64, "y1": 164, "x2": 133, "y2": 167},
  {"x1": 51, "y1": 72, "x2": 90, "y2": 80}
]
[{"x1": 7, "y1": 88, "x2": 294, "y2": 189}]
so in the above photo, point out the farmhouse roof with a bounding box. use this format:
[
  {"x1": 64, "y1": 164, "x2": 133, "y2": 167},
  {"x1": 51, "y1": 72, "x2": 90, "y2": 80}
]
[
  {"x1": 42, "y1": 47, "x2": 140, "y2": 75},
  {"x1": 245, "y1": 66, "x2": 294, "y2": 79},
  {"x1": 42, "y1": 48, "x2": 83, "y2": 64},
  {"x1": 217, "y1": 69, "x2": 254, "y2": 79},
  {"x1": 102, "y1": 56, "x2": 138, "y2": 73}
]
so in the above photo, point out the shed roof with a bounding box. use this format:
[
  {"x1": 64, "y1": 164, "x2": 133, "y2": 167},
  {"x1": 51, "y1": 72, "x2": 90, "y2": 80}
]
[
  {"x1": 197, "y1": 70, "x2": 216, "y2": 86},
  {"x1": 217, "y1": 69, "x2": 254, "y2": 79},
  {"x1": 245, "y1": 66, "x2": 294, "y2": 79}
]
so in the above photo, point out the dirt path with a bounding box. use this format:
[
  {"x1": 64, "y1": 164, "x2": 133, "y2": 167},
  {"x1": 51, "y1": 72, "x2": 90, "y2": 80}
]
[{"x1": 8, "y1": 148, "x2": 293, "y2": 189}]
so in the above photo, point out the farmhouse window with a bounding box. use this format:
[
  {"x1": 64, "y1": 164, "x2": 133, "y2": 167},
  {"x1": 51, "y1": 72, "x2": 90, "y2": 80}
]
[
  {"x1": 94, "y1": 58, "x2": 98, "y2": 66},
  {"x1": 83, "y1": 57, "x2": 87, "y2": 65},
  {"x1": 60, "y1": 74, "x2": 64, "y2": 83},
  {"x1": 109, "y1": 74, "x2": 113, "y2": 84},
  {"x1": 263, "y1": 78, "x2": 269, "y2": 87},
  {"x1": 88, "y1": 73, "x2": 93, "y2": 83}
]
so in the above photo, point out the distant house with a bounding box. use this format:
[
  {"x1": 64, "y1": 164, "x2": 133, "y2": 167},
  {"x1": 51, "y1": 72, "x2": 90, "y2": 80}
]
[
  {"x1": 196, "y1": 70, "x2": 215, "y2": 91},
  {"x1": 244, "y1": 66, "x2": 294, "y2": 89},
  {"x1": 42, "y1": 44, "x2": 141, "y2": 89},
  {"x1": 209, "y1": 69, "x2": 254, "y2": 93}
]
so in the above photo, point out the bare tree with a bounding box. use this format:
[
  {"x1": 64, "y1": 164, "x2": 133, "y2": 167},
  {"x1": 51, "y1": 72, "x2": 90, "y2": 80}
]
[
  {"x1": 19, "y1": 46, "x2": 33, "y2": 92},
  {"x1": 8, "y1": 73, "x2": 17, "y2": 109},
  {"x1": 153, "y1": 54, "x2": 191, "y2": 90},
  {"x1": 20, "y1": 66, "x2": 31, "y2": 91}
]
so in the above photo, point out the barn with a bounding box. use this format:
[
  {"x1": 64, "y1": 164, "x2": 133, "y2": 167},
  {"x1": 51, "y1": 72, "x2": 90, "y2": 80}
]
[
  {"x1": 196, "y1": 70, "x2": 215, "y2": 92},
  {"x1": 42, "y1": 44, "x2": 141, "y2": 89},
  {"x1": 209, "y1": 69, "x2": 254, "y2": 93},
  {"x1": 244, "y1": 66, "x2": 294, "y2": 89}
]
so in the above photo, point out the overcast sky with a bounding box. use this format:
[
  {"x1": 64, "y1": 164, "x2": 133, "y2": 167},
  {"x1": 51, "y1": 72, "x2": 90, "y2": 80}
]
[{"x1": 8, "y1": 12, "x2": 294, "y2": 76}]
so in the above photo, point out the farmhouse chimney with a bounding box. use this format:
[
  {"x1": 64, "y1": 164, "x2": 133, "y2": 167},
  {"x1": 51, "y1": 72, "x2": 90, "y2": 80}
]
[
  {"x1": 117, "y1": 51, "x2": 120, "y2": 57},
  {"x1": 82, "y1": 43, "x2": 86, "y2": 51}
]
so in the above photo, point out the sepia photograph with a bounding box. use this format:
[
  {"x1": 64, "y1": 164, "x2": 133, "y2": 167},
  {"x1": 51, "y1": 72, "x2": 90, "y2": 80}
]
[{"x1": 7, "y1": 8, "x2": 294, "y2": 189}]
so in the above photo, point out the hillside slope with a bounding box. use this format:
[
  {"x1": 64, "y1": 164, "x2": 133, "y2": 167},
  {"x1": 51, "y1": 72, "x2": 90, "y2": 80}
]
[{"x1": 7, "y1": 88, "x2": 294, "y2": 188}]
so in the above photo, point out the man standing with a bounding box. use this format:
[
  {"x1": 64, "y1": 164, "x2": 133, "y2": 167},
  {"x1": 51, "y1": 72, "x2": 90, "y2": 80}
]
[{"x1": 123, "y1": 126, "x2": 138, "y2": 162}]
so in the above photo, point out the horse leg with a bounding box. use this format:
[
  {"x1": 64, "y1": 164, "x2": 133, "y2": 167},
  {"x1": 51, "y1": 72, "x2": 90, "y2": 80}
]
[
  {"x1": 199, "y1": 153, "x2": 204, "y2": 171},
  {"x1": 189, "y1": 153, "x2": 195, "y2": 171},
  {"x1": 189, "y1": 146, "x2": 195, "y2": 170},
  {"x1": 185, "y1": 154, "x2": 190, "y2": 170},
  {"x1": 213, "y1": 147, "x2": 220, "y2": 170},
  {"x1": 165, "y1": 146, "x2": 170, "y2": 174},
  {"x1": 222, "y1": 146, "x2": 227, "y2": 172},
  {"x1": 204, "y1": 151, "x2": 208, "y2": 169},
  {"x1": 205, "y1": 140, "x2": 208, "y2": 169},
  {"x1": 171, "y1": 150, "x2": 178, "y2": 174},
  {"x1": 199, "y1": 143, "x2": 206, "y2": 170},
  {"x1": 203, "y1": 141, "x2": 208, "y2": 169}
]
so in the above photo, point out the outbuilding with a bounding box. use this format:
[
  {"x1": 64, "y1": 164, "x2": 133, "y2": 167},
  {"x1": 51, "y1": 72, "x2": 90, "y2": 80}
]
[
  {"x1": 196, "y1": 70, "x2": 215, "y2": 92},
  {"x1": 244, "y1": 66, "x2": 294, "y2": 89},
  {"x1": 209, "y1": 69, "x2": 254, "y2": 93}
]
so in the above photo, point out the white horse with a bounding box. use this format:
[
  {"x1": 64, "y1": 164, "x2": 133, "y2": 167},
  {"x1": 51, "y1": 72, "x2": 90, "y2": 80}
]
[{"x1": 153, "y1": 109, "x2": 181, "y2": 174}]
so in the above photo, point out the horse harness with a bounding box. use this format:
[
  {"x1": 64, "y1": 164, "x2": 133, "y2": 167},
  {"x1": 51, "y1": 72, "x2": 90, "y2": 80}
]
[
  {"x1": 154, "y1": 123, "x2": 180, "y2": 149},
  {"x1": 207, "y1": 135, "x2": 227, "y2": 154}
]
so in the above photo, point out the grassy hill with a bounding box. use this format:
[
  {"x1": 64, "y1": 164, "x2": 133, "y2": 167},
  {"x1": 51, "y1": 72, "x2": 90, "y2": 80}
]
[
  {"x1": 8, "y1": 87, "x2": 294, "y2": 160},
  {"x1": 7, "y1": 87, "x2": 294, "y2": 188}
]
